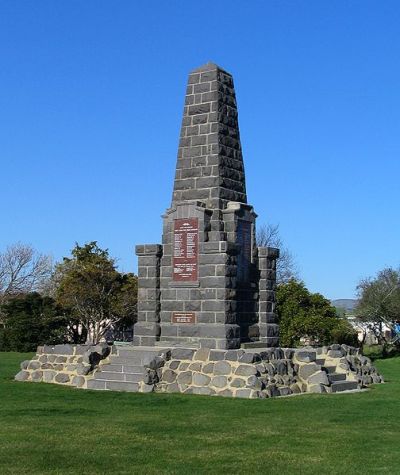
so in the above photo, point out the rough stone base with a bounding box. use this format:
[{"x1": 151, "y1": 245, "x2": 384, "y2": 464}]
[
  {"x1": 140, "y1": 343, "x2": 383, "y2": 397},
  {"x1": 14, "y1": 343, "x2": 115, "y2": 388},
  {"x1": 15, "y1": 343, "x2": 383, "y2": 398}
]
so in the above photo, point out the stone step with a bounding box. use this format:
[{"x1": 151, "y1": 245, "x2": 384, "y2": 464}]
[
  {"x1": 93, "y1": 371, "x2": 144, "y2": 383},
  {"x1": 328, "y1": 373, "x2": 347, "y2": 383},
  {"x1": 117, "y1": 348, "x2": 161, "y2": 357},
  {"x1": 87, "y1": 379, "x2": 140, "y2": 392},
  {"x1": 108, "y1": 356, "x2": 144, "y2": 365},
  {"x1": 156, "y1": 339, "x2": 199, "y2": 348},
  {"x1": 99, "y1": 363, "x2": 144, "y2": 374},
  {"x1": 323, "y1": 365, "x2": 337, "y2": 374},
  {"x1": 331, "y1": 381, "x2": 359, "y2": 393}
]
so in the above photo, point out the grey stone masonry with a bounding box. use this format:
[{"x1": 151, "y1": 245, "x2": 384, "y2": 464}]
[
  {"x1": 257, "y1": 247, "x2": 280, "y2": 346},
  {"x1": 173, "y1": 62, "x2": 247, "y2": 210},
  {"x1": 135, "y1": 63, "x2": 280, "y2": 349},
  {"x1": 134, "y1": 245, "x2": 162, "y2": 346}
]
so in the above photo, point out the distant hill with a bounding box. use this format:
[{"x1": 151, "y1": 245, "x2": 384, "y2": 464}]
[{"x1": 331, "y1": 299, "x2": 358, "y2": 311}]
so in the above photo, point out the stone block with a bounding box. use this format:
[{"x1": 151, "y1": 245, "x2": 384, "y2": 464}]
[
  {"x1": 202, "y1": 362, "x2": 214, "y2": 374},
  {"x1": 171, "y1": 348, "x2": 195, "y2": 360},
  {"x1": 194, "y1": 348, "x2": 210, "y2": 361},
  {"x1": 308, "y1": 371, "x2": 329, "y2": 386},
  {"x1": 53, "y1": 344, "x2": 74, "y2": 355},
  {"x1": 55, "y1": 356, "x2": 67, "y2": 364},
  {"x1": 15, "y1": 370, "x2": 30, "y2": 381},
  {"x1": 169, "y1": 360, "x2": 180, "y2": 370},
  {"x1": 211, "y1": 375, "x2": 228, "y2": 388},
  {"x1": 192, "y1": 373, "x2": 211, "y2": 386},
  {"x1": 71, "y1": 375, "x2": 85, "y2": 387},
  {"x1": 20, "y1": 360, "x2": 30, "y2": 370},
  {"x1": 163, "y1": 369, "x2": 177, "y2": 383},
  {"x1": 76, "y1": 364, "x2": 91, "y2": 376},
  {"x1": 247, "y1": 375, "x2": 262, "y2": 390},
  {"x1": 177, "y1": 371, "x2": 193, "y2": 385},
  {"x1": 213, "y1": 360, "x2": 231, "y2": 375},
  {"x1": 55, "y1": 373, "x2": 70, "y2": 384},
  {"x1": 278, "y1": 387, "x2": 292, "y2": 396},
  {"x1": 290, "y1": 383, "x2": 302, "y2": 394},
  {"x1": 308, "y1": 384, "x2": 325, "y2": 393},
  {"x1": 231, "y1": 378, "x2": 245, "y2": 388},
  {"x1": 218, "y1": 388, "x2": 233, "y2": 397},
  {"x1": 209, "y1": 350, "x2": 226, "y2": 361},
  {"x1": 235, "y1": 388, "x2": 252, "y2": 398},
  {"x1": 296, "y1": 351, "x2": 316, "y2": 363},
  {"x1": 40, "y1": 363, "x2": 53, "y2": 370},
  {"x1": 235, "y1": 365, "x2": 257, "y2": 377},
  {"x1": 31, "y1": 370, "x2": 43, "y2": 382},
  {"x1": 28, "y1": 361, "x2": 41, "y2": 370},
  {"x1": 328, "y1": 349, "x2": 344, "y2": 358},
  {"x1": 87, "y1": 379, "x2": 106, "y2": 390},
  {"x1": 239, "y1": 353, "x2": 259, "y2": 364},
  {"x1": 189, "y1": 362, "x2": 202, "y2": 372},
  {"x1": 225, "y1": 349, "x2": 243, "y2": 361},
  {"x1": 298, "y1": 363, "x2": 320, "y2": 380}
]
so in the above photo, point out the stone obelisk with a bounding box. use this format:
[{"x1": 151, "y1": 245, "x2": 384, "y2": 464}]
[{"x1": 134, "y1": 63, "x2": 279, "y2": 349}]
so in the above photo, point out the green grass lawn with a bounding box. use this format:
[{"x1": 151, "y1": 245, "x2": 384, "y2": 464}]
[{"x1": 0, "y1": 353, "x2": 399, "y2": 475}]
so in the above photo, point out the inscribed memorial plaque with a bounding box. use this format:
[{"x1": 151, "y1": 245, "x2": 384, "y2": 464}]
[
  {"x1": 172, "y1": 312, "x2": 196, "y2": 324},
  {"x1": 173, "y1": 218, "x2": 198, "y2": 282},
  {"x1": 237, "y1": 220, "x2": 252, "y2": 283}
]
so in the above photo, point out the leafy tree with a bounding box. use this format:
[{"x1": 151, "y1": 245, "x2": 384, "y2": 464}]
[
  {"x1": 355, "y1": 267, "x2": 400, "y2": 345},
  {"x1": 55, "y1": 242, "x2": 137, "y2": 344},
  {"x1": 0, "y1": 292, "x2": 69, "y2": 352},
  {"x1": 256, "y1": 223, "x2": 300, "y2": 284},
  {"x1": 276, "y1": 280, "x2": 358, "y2": 347}
]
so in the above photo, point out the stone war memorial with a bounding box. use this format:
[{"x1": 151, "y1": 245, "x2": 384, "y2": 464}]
[
  {"x1": 15, "y1": 63, "x2": 383, "y2": 398},
  {"x1": 134, "y1": 62, "x2": 279, "y2": 350}
]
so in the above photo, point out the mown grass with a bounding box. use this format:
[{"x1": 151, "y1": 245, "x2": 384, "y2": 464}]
[{"x1": 0, "y1": 352, "x2": 399, "y2": 474}]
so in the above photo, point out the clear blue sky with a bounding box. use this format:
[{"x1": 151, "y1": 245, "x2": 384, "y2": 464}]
[{"x1": 1, "y1": 1, "x2": 399, "y2": 300}]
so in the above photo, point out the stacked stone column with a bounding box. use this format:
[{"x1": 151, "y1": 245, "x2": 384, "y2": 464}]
[
  {"x1": 133, "y1": 245, "x2": 162, "y2": 346},
  {"x1": 257, "y1": 247, "x2": 280, "y2": 346}
]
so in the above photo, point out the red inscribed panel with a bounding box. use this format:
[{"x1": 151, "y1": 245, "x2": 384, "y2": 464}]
[{"x1": 173, "y1": 218, "x2": 199, "y2": 282}]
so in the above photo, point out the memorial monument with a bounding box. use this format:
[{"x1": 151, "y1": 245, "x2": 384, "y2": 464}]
[
  {"x1": 134, "y1": 62, "x2": 280, "y2": 349},
  {"x1": 15, "y1": 63, "x2": 384, "y2": 396}
]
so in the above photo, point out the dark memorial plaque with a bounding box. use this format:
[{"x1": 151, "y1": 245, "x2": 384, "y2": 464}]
[
  {"x1": 172, "y1": 312, "x2": 196, "y2": 324},
  {"x1": 173, "y1": 218, "x2": 198, "y2": 282},
  {"x1": 237, "y1": 220, "x2": 252, "y2": 283}
]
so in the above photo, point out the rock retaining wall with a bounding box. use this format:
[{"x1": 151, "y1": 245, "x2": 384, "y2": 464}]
[
  {"x1": 140, "y1": 344, "x2": 383, "y2": 397},
  {"x1": 15, "y1": 343, "x2": 113, "y2": 388},
  {"x1": 15, "y1": 343, "x2": 383, "y2": 398}
]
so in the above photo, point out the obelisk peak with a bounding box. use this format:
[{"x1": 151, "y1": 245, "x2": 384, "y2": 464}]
[
  {"x1": 190, "y1": 62, "x2": 229, "y2": 74},
  {"x1": 172, "y1": 64, "x2": 247, "y2": 210}
]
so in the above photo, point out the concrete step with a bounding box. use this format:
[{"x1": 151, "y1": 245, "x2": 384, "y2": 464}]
[
  {"x1": 328, "y1": 373, "x2": 347, "y2": 383},
  {"x1": 87, "y1": 379, "x2": 140, "y2": 392},
  {"x1": 331, "y1": 381, "x2": 359, "y2": 392}
]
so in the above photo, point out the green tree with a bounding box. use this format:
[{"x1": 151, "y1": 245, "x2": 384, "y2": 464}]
[
  {"x1": 276, "y1": 280, "x2": 358, "y2": 347},
  {"x1": 355, "y1": 267, "x2": 400, "y2": 345},
  {"x1": 55, "y1": 242, "x2": 137, "y2": 344},
  {"x1": 0, "y1": 292, "x2": 69, "y2": 352}
]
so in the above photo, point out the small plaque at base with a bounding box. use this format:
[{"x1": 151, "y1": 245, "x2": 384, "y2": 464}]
[{"x1": 172, "y1": 312, "x2": 196, "y2": 324}]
